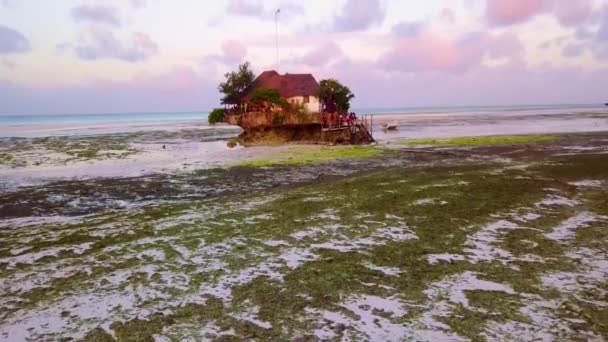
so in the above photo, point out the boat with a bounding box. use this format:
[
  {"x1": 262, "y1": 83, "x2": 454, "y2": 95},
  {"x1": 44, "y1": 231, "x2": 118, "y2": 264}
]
[
  {"x1": 382, "y1": 121, "x2": 398, "y2": 131},
  {"x1": 604, "y1": 103, "x2": 608, "y2": 106}
]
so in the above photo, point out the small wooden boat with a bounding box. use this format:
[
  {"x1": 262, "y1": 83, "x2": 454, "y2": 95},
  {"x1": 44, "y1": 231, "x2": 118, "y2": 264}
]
[
  {"x1": 604, "y1": 103, "x2": 608, "y2": 106},
  {"x1": 382, "y1": 121, "x2": 398, "y2": 131}
]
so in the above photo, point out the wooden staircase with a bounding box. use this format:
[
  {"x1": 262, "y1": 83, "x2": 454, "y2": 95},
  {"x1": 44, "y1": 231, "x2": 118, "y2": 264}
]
[{"x1": 321, "y1": 114, "x2": 374, "y2": 144}]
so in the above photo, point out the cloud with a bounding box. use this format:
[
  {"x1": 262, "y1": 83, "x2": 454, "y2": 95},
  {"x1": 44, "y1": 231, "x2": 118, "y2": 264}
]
[
  {"x1": 220, "y1": 40, "x2": 247, "y2": 63},
  {"x1": 1, "y1": 0, "x2": 16, "y2": 8},
  {"x1": 439, "y1": 8, "x2": 456, "y2": 24},
  {"x1": 555, "y1": 6, "x2": 608, "y2": 61},
  {"x1": 72, "y1": 4, "x2": 121, "y2": 27},
  {"x1": 597, "y1": 12, "x2": 608, "y2": 42},
  {"x1": 226, "y1": 0, "x2": 264, "y2": 16},
  {"x1": 392, "y1": 21, "x2": 424, "y2": 37},
  {"x1": 225, "y1": 0, "x2": 303, "y2": 20},
  {"x1": 553, "y1": 0, "x2": 593, "y2": 26},
  {"x1": 562, "y1": 43, "x2": 585, "y2": 58},
  {"x1": 129, "y1": 0, "x2": 146, "y2": 8},
  {"x1": 485, "y1": 0, "x2": 594, "y2": 27},
  {"x1": 593, "y1": 16, "x2": 608, "y2": 60},
  {"x1": 0, "y1": 25, "x2": 30, "y2": 54},
  {"x1": 486, "y1": 0, "x2": 546, "y2": 26},
  {"x1": 294, "y1": 41, "x2": 342, "y2": 66},
  {"x1": 204, "y1": 40, "x2": 247, "y2": 66},
  {"x1": 331, "y1": 59, "x2": 608, "y2": 109},
  {"x1": 481, "y1": 32, "x2": 525, "y2": 59},
  {"x1": 575, "y1": 27, "x2": 594, "y2": 40},
  {"x1": 0, "y1": 67, "x2": 218, "y2": 115},
  {"x1": 331, "y1": 0, "x2": 385, "y2": 32},
  {"x1": 3, "y1": 61, "x2": 608, "y2": 115},
  {"x1": 2, "y1": 58, "x2": 16, "y2": 69},
  {"x1": 72, "y1": 28, "x2": 159, "y2": 62},
  {"x1": 377, "y1": 31, "x2": 523, "y2": 74}
]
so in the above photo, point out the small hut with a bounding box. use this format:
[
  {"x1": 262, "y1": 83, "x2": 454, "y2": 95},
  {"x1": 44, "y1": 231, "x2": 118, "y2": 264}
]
[
  {"x1": 224, "y1": 70, "x2": 373, "y2": 145},
  {"x1": 240, "y1": 71, "x2": 321, "y2": 113}
]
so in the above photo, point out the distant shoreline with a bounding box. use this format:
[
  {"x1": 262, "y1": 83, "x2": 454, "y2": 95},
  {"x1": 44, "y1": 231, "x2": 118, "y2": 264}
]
[
  {"x1": 1, "y1": 108, "x2": 607, "y2": 141},
  {"x1": 0, "y1": 103, "x2": 605, "y2": 127}
]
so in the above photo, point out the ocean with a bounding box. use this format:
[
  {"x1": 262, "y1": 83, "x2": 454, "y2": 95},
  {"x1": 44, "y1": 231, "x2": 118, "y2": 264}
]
[{"x1": 0, "y1": 104, "x2": 605, "y2": 127}]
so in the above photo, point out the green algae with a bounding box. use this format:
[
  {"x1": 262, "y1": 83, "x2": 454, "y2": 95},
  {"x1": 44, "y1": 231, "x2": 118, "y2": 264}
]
[
  {"x1": 0, "y1": 152, "x2": 12, "y2": 165},
  {"x1": 238, "y1": 145, "x2": 385, "y2": 167},
  {"x1": 403, "y1": 134, "x2": 558, "y2": 147},
  {"x1": 2, "y1": 144, "x2": 608, "y2": 340},
  {"x1": 33, "y1": 137, "x2": 138, "y2": 161}
]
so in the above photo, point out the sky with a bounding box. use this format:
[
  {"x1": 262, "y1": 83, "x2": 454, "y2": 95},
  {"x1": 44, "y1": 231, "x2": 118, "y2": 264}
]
[{"x1": 1, "y1": 0, "x2": 608, "y2": 115}]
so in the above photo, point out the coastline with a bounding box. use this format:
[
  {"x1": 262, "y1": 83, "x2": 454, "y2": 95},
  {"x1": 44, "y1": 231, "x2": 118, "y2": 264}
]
[
  {"x1": 1, "y1": 108, "x2": 606, "y2": 138},
  {"x1": 0, "y1": 109, "x2": 607, "y2": 188},
  {"x1": 1, "y1": 130, "x2": 608, "y2": 340}
]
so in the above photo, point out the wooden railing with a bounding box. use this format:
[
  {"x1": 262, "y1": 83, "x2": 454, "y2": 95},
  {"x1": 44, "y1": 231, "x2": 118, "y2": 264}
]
[{"x1": 320, "y1": 113, "x2": 374, "y2": 143}]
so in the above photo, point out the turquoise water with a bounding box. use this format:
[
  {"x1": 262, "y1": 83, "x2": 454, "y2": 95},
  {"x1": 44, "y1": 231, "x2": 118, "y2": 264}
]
[
  {"x1": 0, "y1": 112, "x2": 210, "y2": 126},
  {"x1": 0, "y1": 104, "x2": 604, "y2": 126}
]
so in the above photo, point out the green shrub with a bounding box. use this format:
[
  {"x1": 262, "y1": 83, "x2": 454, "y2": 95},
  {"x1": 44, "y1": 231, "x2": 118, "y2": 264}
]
[
  {"x1": 251, "y1": 88, "x2": 287, "y2": 107},
  {"x1": 208, "y1": 108, "x2": 226, "y2": 125},
  {"x1": 272, "y1": 114, "x2": 286, "y2": 125},
  {"x1": 251, "y1": 88, "x2": 280, "y2": 104}
]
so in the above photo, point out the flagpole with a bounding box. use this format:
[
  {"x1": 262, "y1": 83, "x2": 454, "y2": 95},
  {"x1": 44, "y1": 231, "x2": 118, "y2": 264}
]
[{"x1": 275, "y1": 8, "x2": 280, "y2": 72}]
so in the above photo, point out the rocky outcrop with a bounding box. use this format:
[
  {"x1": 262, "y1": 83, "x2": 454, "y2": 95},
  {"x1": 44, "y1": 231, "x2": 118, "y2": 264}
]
[
  {"x1": 224, "y1": 111, "x2": 321, "y2": 129},
  {"x1": 224, "y1": 111, "x2": 373, "y2": 146}
]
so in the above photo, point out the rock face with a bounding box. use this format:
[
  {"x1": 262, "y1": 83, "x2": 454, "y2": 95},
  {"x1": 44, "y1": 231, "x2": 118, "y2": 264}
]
[
  {"x1": 224, "y1": 111, "x2": 321, "y2": 129},
  {"x1": 224, "y1": 111, "x2": 372, "y2": 145},
  {"x1": 225, "y1": 111, "x2": 321, "y2": 145}
]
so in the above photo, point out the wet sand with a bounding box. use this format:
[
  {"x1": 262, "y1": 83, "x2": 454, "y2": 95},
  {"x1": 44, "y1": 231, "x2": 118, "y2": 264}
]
[
  {"x1": 1, "y1": 133, "x2": 608, "y2": 340},
  {"x1": 1, "y1": 112, "x2": 608, "y2": 340},
  {"x1": 0, "y1": 110, "x2": 607, "y2": 188}
]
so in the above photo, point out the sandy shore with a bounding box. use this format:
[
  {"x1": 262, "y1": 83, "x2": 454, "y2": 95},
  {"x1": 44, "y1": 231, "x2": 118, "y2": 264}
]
[
  {"x1": 370, "y1": 110, "x2": 608, "y2": 141},
  {"x1": 2, "y1": 109, "x2": 607, "y2": 139}
]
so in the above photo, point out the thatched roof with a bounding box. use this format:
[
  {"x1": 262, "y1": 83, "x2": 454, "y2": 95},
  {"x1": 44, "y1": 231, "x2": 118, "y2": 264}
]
[{"x1": 241, "y1": 70, "x2": 320, "y2": 101}]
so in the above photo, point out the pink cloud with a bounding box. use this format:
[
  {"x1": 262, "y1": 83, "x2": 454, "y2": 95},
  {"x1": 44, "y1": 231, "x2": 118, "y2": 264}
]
[
  {"x1": 2, "y1": 61, "x2": 608, "y2": 115},
  {"x1": 439, "y1": 8, "x2": 456, "y2": 24},
  {"x1": 203, "y1": 40, "x2": 247, "y2": 66},
  {"x1": 71, "y1": 4, "x2": 121, "y2": 27},
  {"x1": 378, "y1": 34, "x2": 464, "y2": 73},
  {"x1": 222, "y1": 40, "x2": 247, "y2": 61},
  {"x1": 486, "y1": 0, "x2": 547, "y2": 26},
  {"x1": 331, "y1": 59, "x2": 608, "y2": 109},
  {"x1": 377, "y1": 31, "x2": 524, "y2": 74},
  {"x1": 295, "y1": 41, "x2": 342, "y2": 66},
  {"x1": 486, "y1": 0, "x2": 594, "y2": 27}
]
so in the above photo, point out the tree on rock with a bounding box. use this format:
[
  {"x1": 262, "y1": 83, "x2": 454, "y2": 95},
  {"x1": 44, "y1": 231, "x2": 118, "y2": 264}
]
[
  {"x1": 318, "y1": 79, "x2": 355, "y2": 114},
  {"x1": 218, "y1": 62, "x2": 255, "y2": 108}
]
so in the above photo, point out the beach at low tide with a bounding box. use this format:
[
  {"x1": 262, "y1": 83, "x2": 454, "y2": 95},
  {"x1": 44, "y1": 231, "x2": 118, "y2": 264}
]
[
  {"x1": 1, "y1": 108, "x2": 608, "y2": 340},
  {"x1": 1, "y1": 108, "x2": 607, "y2": 187}
]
